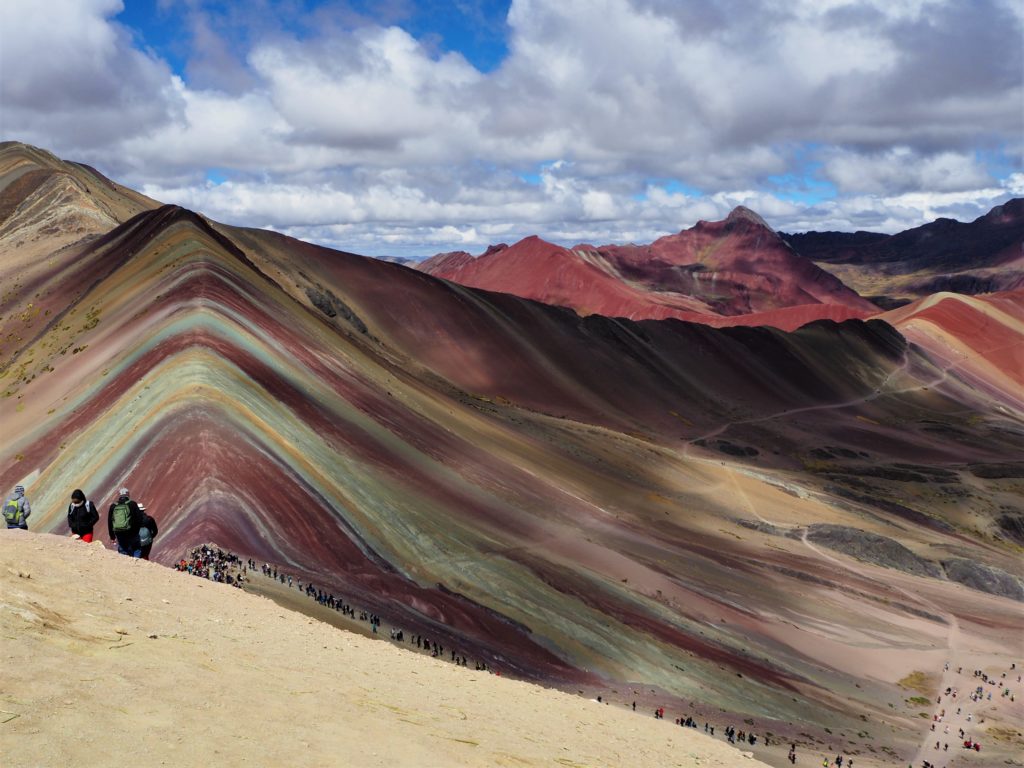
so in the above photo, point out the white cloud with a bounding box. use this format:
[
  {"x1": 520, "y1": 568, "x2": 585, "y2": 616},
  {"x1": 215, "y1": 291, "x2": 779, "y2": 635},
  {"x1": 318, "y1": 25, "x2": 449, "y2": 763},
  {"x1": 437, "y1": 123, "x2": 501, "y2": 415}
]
[
  {"x1": 822, "y1": 148, "x2": 995, "y2": 195},
  {"x1": 0, "y1": 0, "x2": 1020, "y2": 257},
  {"x1": 777, "y1": 178, "x2": 1021, "y2": 234},
  {"x1": 252, "y1": 26, "x2": 482, "y2": 159},
  {"x1": 0, "y1": 0, "x2": 179, "y2": 150}
]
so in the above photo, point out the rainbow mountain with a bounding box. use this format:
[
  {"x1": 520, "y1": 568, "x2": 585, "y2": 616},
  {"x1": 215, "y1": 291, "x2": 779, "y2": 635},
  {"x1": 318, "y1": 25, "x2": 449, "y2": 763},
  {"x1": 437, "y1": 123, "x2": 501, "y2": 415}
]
[{"x1": 1, "y1": 142, "x2": 1021, "y2": 751}]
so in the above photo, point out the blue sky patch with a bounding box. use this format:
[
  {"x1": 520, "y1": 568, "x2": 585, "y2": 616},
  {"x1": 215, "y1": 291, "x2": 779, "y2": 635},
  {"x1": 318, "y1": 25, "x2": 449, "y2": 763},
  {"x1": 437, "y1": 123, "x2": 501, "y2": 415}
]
[
  {"x1": 115, "y1": 0, "x2": 511, "y2": 80},
  {"x1": 767, "y1": 172, "x2": 837, "y2": 205},
  {"x1": 205, "y1": 168, "x2": 229, "y2": 185}
]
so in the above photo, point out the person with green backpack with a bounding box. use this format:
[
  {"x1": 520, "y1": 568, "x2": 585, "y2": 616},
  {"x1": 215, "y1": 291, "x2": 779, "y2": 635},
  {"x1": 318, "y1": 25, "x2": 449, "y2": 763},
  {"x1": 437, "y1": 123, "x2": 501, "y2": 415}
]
[
  {"x1": 107, "y1": 487, "x2": 143, "y2": 557},
  {"x1": 3, "y1": 485, "x2": 31, "y2": 530}
]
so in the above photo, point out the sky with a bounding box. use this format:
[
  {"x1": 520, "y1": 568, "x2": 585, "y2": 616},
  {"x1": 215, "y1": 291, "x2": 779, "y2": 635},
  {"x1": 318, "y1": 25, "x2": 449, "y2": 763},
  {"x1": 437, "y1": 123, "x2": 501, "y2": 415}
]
[{"x1": 1, "y1": 0, "x2": 1022, "y2": 258}]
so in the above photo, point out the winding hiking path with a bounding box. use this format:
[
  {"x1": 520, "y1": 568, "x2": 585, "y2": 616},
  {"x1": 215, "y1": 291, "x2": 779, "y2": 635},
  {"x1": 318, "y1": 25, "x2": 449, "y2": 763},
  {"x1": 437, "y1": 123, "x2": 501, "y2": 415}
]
[
  {"x1": 687, "y1": 350, "x2": 912, "y2": 446},
  {"x1": 678, "y1": 349, "x2": 977, "y2": 766},
  {"x1": 721, "y1": 464, "x2": 965, "y2": 766}
]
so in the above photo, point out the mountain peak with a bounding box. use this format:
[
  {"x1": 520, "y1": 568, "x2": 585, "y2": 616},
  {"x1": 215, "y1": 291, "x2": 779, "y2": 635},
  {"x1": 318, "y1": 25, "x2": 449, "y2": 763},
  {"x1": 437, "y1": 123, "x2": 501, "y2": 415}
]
[
  {"x1": 481, "y1": 242, "x2": 510, "y2": 258},
  {"x1": 979, "y1": 196, "x2": 1024, "y2": 225},
  {"x1": 725, "y1": 205, "x2": 772, "y2": 229}
]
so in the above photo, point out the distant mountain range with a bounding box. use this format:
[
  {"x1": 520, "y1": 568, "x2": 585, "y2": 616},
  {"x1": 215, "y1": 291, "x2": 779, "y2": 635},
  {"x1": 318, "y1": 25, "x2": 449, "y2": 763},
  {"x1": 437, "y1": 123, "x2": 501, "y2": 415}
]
[
  {"x1": 418, "y1": 199, "x2": 1023, "y2": 328},
  {"x1": 784, "y1": 198, "x2": 1024, "y2": 306}
]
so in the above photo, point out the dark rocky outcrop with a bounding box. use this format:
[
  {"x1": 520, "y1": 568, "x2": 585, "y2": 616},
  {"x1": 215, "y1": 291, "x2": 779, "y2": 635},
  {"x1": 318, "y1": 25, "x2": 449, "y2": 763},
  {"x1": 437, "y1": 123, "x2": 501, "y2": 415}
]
[
  {"x1": 941, "y1": 559, "x2": 1024, "y2": 602},
  {"x1": 735, "y1": 519, "x2": 789, "y2": 537},
  {"x1": 967, "y1": 462, "x2": 1024, "y2": 479},
  {"x1": 710, "y1": 440, "x2": 759, "y2": 457},
  {"x1": 806, "y1": 524, "x2": 940, "y2": 577},
  {"x1": 305, "y1": 285, "x2": 369, "y2": 335},
  {"x1": 995, "y1": 514, "x2": 1024, "y2": 546}
]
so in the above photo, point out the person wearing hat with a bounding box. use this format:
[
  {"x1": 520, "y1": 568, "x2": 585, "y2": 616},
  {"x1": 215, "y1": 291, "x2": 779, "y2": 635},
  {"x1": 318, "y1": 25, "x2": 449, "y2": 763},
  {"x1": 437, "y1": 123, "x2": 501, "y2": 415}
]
[
  {"x1": 108, "y1": 487, "x2": 143, "y2": 557},
  {"x1": 138, "y1": 503, "x2": 158, "y2": 560},
  {"x1": 67, "y1": 489, "x2": 100, "y2": 542},
  {"x1": 3, "y1": 485, "x2": 31, "y2": 529}
]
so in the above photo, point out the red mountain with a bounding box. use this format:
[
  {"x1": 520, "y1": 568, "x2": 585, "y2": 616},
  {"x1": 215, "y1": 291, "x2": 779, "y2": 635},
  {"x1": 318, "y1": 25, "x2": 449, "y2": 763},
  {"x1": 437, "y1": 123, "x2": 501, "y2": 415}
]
[
  {"x1": 591, "y1": 206, "x2": 877, "y2": 313},
  {"x1": 418, "y1": 236, "x2": 717, "y2": 320},
  {"x1": 418, "y1": 207, "x2": 877, "y2": 331}
]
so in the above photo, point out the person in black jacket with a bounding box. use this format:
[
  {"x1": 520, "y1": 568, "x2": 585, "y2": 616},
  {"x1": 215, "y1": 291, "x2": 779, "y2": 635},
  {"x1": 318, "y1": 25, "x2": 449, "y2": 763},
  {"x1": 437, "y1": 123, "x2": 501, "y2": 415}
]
[
  {"x1": 108, "y1": 487, "x2": 143, "y2": 557},
  {"x1": 67, "y1": 489, "x2": 100, "y2": 542},
  {"x1": 138, "y1": 504, "x2": 158, "y2": 560}
]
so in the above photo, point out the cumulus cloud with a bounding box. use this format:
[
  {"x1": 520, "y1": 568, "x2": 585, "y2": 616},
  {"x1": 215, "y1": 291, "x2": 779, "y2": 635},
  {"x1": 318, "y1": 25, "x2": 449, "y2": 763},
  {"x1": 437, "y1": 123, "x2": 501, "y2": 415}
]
[
  {"x1": 821, "y1": 148, "x2": 995, "y2": 195},
  {"x1": 0, "y1": 0, "x2": 180, "y2": 152},
  {"x1": 0, "y1": 0, "x2": 1020, "y2": 256},
  {"x1": 252, "y1": 26, "x2": 482, "y2": 158}
]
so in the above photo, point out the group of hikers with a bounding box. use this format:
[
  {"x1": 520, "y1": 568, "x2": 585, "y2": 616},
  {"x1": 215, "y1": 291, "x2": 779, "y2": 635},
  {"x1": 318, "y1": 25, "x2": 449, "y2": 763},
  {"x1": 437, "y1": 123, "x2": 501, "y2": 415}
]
[
  {"x1": 257, "y1": 560, "x2": 482, "y2": 664},
  {"x1": 5, "y1": 484, "x2": 158, "y2": 559},
  {"x1": 918, "y1": 661, "x2": 1022, "y2": 767},
  {"x1": 175, "y1": 545, "x2": 246, "y2": 587}
]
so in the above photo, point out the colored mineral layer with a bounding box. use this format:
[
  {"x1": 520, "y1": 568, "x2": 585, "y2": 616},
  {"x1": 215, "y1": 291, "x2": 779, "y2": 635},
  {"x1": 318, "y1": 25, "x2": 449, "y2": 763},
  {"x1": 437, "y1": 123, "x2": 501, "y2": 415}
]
[{"x1": 1, "y1": 143, "x2": 1022, "y2": 766}]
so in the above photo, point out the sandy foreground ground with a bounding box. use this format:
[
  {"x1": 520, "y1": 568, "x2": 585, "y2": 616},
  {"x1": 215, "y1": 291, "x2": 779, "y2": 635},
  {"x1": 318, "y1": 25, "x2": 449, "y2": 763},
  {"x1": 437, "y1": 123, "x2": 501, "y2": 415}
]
[{"x1": 0, "y1": 531, "x2": 772, "y2": 768}]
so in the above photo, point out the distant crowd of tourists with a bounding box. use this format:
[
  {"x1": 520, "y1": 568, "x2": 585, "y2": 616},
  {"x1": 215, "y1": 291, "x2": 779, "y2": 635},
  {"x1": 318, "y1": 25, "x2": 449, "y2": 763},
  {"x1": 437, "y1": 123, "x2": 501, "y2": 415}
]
[
  {"x1": 176, "y1": 543, "x2": 892, "y2": 767},
  {"x1": 175, "y1": 545, "x2": 246, "y2": 587},
  {"x1": 922, "y1": 660, "x2": 1020, "y2": 763},
  {"x1": 252, "y1": 559, "x2": 491, "y2": 671}
]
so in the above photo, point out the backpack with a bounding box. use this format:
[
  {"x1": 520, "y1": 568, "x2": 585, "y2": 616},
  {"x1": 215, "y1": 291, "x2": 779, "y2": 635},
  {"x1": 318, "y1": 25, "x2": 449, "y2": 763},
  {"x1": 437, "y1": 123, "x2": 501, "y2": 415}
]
[
  {"x1": 139, "y1": 526, "x2": 152, "y2": 547},
  {"x1": 3, "y1": 498, "x2": 22, "y2": 526},
  {"x1": 86, "y1": 501, "x2": 99, "y2": 528},
  {"x1": 111, "y1": 501, "x2": 133, "y2": 532}
]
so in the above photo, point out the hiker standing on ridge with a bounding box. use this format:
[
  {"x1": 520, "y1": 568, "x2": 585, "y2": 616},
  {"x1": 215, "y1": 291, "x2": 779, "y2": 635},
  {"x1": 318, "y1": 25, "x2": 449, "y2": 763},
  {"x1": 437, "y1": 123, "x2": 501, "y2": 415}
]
[
  {"x1": 138, "y1": 504, "x2": 158, "y2": 560},
  {"x1": 108, "y1": 487, "x2": 143, "y2": 557},
  {"x1": 4, "y1": 484, "x2": 31, "y2": 529},
  {"x1": 67, "y1": 489, "x2": 100, "y2": 542}
]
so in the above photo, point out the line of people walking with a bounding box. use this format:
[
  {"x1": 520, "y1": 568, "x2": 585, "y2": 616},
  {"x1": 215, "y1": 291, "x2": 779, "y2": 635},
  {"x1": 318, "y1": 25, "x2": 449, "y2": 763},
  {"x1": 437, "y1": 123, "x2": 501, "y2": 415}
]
[{"x1": 5, "y1": 483, "x2": 157, "y2": 559}]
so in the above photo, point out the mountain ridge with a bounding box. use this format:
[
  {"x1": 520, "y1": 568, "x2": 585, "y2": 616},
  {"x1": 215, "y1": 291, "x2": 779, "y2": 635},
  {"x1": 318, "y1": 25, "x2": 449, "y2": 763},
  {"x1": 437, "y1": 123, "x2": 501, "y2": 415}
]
[
  {"x1": 418, "y1": 200, "x2": 1022, "y2": 326},
  {"x1": 783, "y1": 198, "x2": 1024, "y2": 304},
  {"x1": 417, "y1": 204, "x2": 879, "y2": 329}
]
